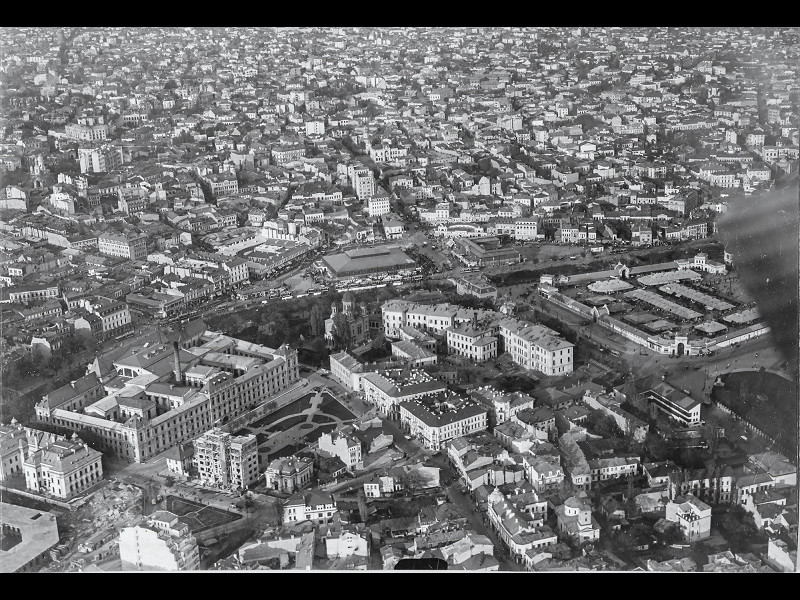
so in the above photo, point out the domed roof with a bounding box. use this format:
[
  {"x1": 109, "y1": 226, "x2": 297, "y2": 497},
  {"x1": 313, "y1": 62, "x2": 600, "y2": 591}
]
[{"x1": 342, "y1": 291, "x2": 355, "y2": 302}]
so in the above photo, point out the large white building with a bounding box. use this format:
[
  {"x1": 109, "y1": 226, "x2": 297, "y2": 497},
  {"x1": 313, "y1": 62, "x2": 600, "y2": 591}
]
[
  {"x1": 368, "y1": 194, "x2": 391, "y2": 217},
  {"x1": 382, "y1": 301, "x2": 574, "y2": 377},
  {"x1": 318, "y1": 430, "x2": 363, "y2": 471},
  {"x1": 23, "y1": 435, "x2": 103, "y2": 500},
  {"x1": 97, "y1": 232, "x2": 148, "y2": 261},
  {"x1": 119, "y1": 511, "x2": 200, "y2": 571},
  {"x1": 193, "y1": 428, "x2": 259, "y2": 490},
  {"x1": 497, "y1": 319, "x2": 574, "y2": 376},
  {"x1": 35, "y1": 333, "x2": 300, "y2": 464},
  {"x1": 361, "y1": 370, "x2": 447, "y2": 420},
  {"x1": 78, "y1": 145, "x2": 124, "y2": 173},
  {"x1": 352, "y1": 169, "x2": 376, "y2": 200},
  {"x1": 399, "y1": 398, "x2": 487, "y2": 451},
  {"x1": 641, "y1": 382, "x2": 702, "y2": 426}
]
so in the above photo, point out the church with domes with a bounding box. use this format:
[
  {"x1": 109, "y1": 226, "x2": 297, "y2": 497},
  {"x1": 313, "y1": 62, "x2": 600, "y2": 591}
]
[{"x1": 324, "y1": 292, "x2": 371, "y2": 348}]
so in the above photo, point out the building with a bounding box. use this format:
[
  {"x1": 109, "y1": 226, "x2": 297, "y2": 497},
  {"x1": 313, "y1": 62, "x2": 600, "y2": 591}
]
[
  {"x1": 452, "y1": 236, "x2": 522, "y2": 267},
  {"x1": 641, "y1": 382, "x2": 702, "y2": 426},
  {"x1": 318, "y1": 430, "x2": 363, "y2": 471},
  {"x1": 446, "y1": 322, "x2": 499, "y2": 362},
  {"x1": 324, "y1": 293, "x2": 370, "y2": 348},
  {"x1": 498, "y1": 319, "x2": 574, "y2": 376},
  {"x1": 97, "y1": 232, "x2": 148, "y2": 261},
  {"x1": 668, "y1": 467, "x2": 734, "y2": 505},
  {"x1": 321, "y1": 247, "x2": 417, "y2": 280},
  {"x1": 119, "y1": 511, "x2": 200, "y2": 571},
  {"x1": 193, "y1": 428, "x2": 259, "y2": 490},
  {"x1": 554, "y1": 495, "x2": 601, "y2": 546},
  {"x1": 486, "y1": 487, "x2": 557, "y2": 564},
  {"x1": 264, "y1": 456, "x2": 314, "y2": 493},
  {"x1": 523, "y1": 455, "x2": 565, "y2": 493},
  {"x1": 0, "y1": 421, "x2": 28, "y2": 481},
  {"x1": 665, "y1": 494, "x2": 712, "y2": 541},
  {"x1": 368, "y1": 193, "x2": 391, "y2": 217},
  {"x1": 329, "y1": 351, "x2": 367, "y2": 392},
  {"x1": 78, "y1": 145, "x2": 124, "y2": 173},
  {"x1": 65, "y1": 117, "x2": 109, "y2": 142},
  {"x1": 283, "y1": 490, "x2": 338, "y2": 525},
  {"x1": 399, "y1": 399, "x2": 487, "y2": 450},
  {"x1": 352, "y1": 169, "x2": 376, "y2": 200},
  {"x1": 23, "y1": 434, "x2": 103, "y2": 500},
  {"x1": 361, "y1": 370, "x2": 448, "y2": 420},
  {"x1": 323, "y1": 523, "x2": 370, "y2": 559},
  {"x1": 0, "y1": 502, "x2": 60, "y2": 573},
  {"x1": 35, "y1": 335, "x2": 299, "y2": 463}
]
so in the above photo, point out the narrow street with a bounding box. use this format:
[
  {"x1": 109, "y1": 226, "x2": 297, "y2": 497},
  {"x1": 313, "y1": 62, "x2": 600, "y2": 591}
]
[{"x1": 445, "y1": 483, "x2": 524, "y2": 571}]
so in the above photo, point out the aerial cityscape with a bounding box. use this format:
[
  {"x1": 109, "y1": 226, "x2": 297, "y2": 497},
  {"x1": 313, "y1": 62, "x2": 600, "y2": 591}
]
[{"x1": 0, "y1": 26, "x2": 797, "y2": 573}]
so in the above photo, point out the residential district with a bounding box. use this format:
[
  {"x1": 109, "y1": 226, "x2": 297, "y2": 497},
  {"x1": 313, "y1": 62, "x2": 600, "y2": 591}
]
[{"x1": 0, "y1": 26, "x2": 797, "y2": 573}]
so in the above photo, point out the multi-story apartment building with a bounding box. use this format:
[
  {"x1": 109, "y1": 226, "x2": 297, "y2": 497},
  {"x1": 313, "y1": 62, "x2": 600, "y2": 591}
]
[
  {"x1": 193, "y1": 428, "x2": 259, "y2": 490},
  {"x1": 368, "y1": 194, "x2": 391, "y2": 217},
  {"x1": 399, "y1": 399, "x2": 487, "y2": 451},
  {"x1": 74, "y1": 296, "x2": 133, "y2": 340},
  {"x1": 283, "y1": 490, "x2": 338, "y2": 525},
  {"x1": 352, "y1": 169, "x2": 376, "y2": 200},
  {"x1": 119, "y1": 511, "x2": 200, "y2": 571},
  {"x1": 23, "y1": 436, "x2": 103, "y2": 500},
  {"x1": 97, "y1": 232, "x2": 148, "y2": 261},
  {"x1": 318, "y1": 430, "x2": 363, "y2": 471},
  {"x1": 35, "y1": 335, "x2": 300, "y2": 464},
  {"x1": 78, "y1": 145, "x2": 125, "y2": 174}
]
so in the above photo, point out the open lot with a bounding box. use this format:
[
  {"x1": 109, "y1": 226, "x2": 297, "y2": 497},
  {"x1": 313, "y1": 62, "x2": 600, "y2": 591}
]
[
  {"x1": 711, "y1": 370, "x2": 797, "y2": 456},
  {"x1": 163, "y1": 495, "x2": 241, "y2": 533}
]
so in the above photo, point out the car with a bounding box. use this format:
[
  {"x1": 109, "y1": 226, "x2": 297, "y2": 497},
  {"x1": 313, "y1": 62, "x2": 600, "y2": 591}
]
[{"x1": 404, "y1": 435, "x2": 412, "y2": 440}]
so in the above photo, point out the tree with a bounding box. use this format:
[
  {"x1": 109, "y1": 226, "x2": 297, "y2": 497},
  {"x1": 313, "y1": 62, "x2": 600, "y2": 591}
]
[
  {"x1": 357, "y1": 490, "x2": 369, "y2": 523},
  {"x1": 721, "y1": 505, "x2": 761, "y2": 552},
  {"x1": 309, "y1": 304, "x2": 325, "y2": 337},
  {"x1": 584, "y1": 411, "x2": 624, "y2": 438},
  {"x1": 397, "y1": 469, "x2": 433, "y2": 494},
  {"x1": 330, "y1": 312, "x2": 352, "y2": 351}
]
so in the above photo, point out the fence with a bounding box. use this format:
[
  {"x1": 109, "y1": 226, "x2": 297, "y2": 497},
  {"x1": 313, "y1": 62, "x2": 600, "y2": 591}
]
[{"x1": 712, "y1": 400, "x2": 788, "y2": 453}]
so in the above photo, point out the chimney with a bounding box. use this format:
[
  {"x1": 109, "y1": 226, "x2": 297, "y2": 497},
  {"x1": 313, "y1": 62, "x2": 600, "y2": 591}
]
[{"x1": 173, "y1": 341, "x2": 182, "y2": 384}]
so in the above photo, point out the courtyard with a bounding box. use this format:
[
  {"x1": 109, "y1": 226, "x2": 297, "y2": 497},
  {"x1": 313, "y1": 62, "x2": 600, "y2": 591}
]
[{"x1": 232, "y1": 390, "x2": 356, "y2": 463}]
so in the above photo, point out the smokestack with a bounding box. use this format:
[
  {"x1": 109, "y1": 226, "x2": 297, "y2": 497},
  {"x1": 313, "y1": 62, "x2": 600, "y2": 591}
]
[{"x1": 173, "y1": 341, "x2": 182, "y2": 384}]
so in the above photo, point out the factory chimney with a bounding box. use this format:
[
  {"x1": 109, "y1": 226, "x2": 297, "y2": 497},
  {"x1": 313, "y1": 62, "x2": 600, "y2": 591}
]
[{"x1": 173, "y1": 341, "x2": 182, "y2": 384}]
